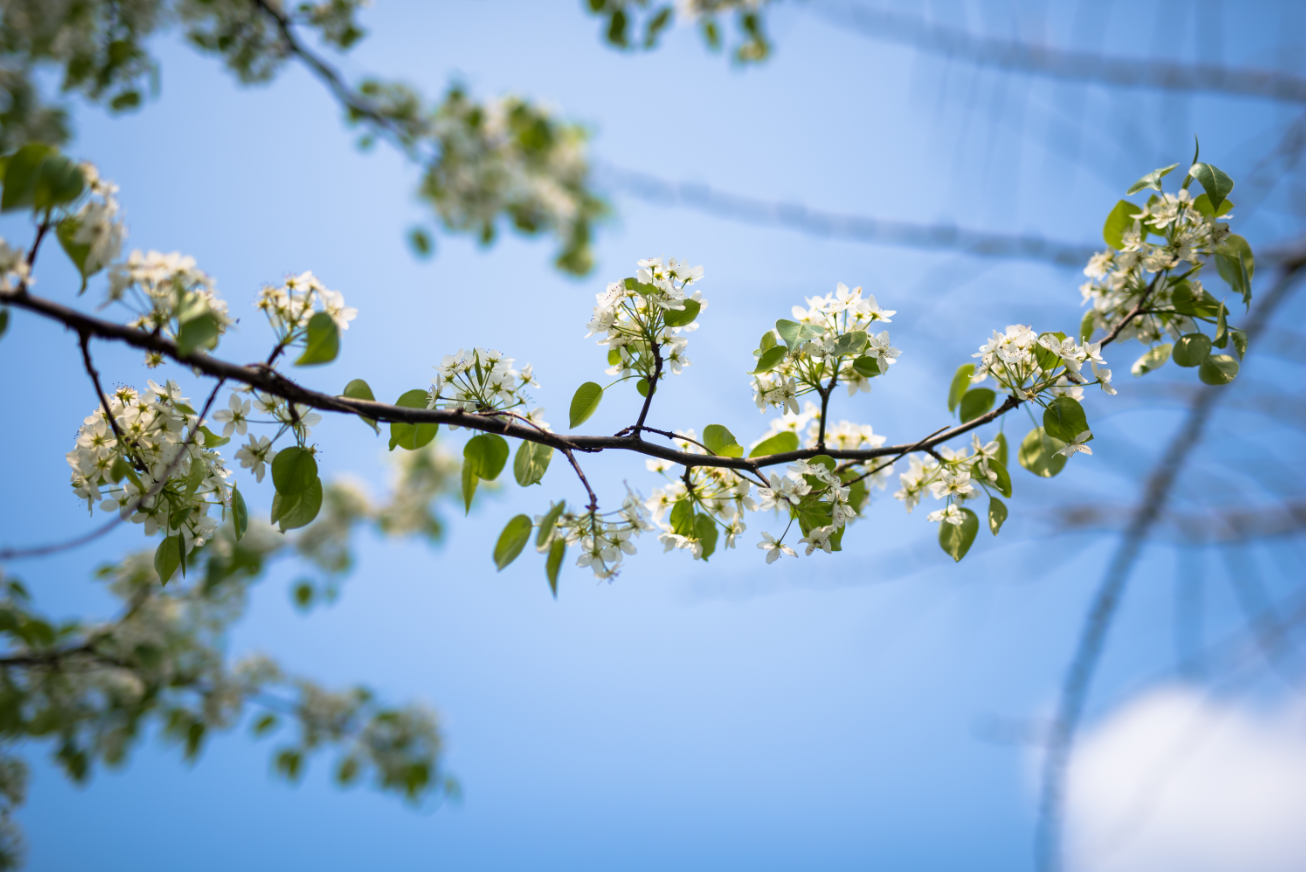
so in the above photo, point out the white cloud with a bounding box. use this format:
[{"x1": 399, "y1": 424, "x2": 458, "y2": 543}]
[{"x1": 1066, "y1": 686, "x2": 1306, "y2": 872}]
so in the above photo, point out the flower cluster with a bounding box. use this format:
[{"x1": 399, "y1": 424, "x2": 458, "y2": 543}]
[
  {"x1": 894, "y1": 435, "x2": 1004, "y2": 521},
  {"x1": 645, "y1": 431, "x2": 753, "y2": 560},
  {"x1": 256, "y1": 270, "x2": 357, "y2": 345},
  {"x1": 751, "y1": 282, "x2": 899, "y2": 415},
  {"x1": 230, "y1": 390, "x2": 324, "y2": 482},
  {"x1": 542, "y1": 493, "x2": 653, "y2": 580},
  {"x1": 69, "y1": 162, "x2": 127, "y2": 276},
  {"x1": 587, "y1": 256, "x2": 706, "y2": 383},
  {"x1": 107, "y1": 250, "x2": 232, "y2": 366},
  {"x1": 972, "y1": 324, "x2": 1115, "y2": 399},
  {"x1": 427, "y1": 348, "x2": 543, "y2": 428},
  {"x1": 66, "y1": 381, "x2": 232, "y2": 557},
  {"x1": 754, "y1": 457, "x2": 859, "y2": 560},
  {"x1": 422, "y1": 88, "x2": 604, "y2": 274}
]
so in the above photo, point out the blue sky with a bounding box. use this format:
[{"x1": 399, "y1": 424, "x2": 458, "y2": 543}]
[{"x1": 4, "y1": 1, "x2": 1306, "y2": 869}]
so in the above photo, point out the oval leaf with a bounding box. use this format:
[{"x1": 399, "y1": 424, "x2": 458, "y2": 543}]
[
  {"x1": 271, "y1": 447, "x2": 318, "y2": 496},
  {"x1": 753, "y1": 345, "x2": 788, "y2": 374},
  {"x1": 513, "y1": 440, "x2": 553, "y2": 487},
  {"x1": 536, "y1": 500, "x2": 567, "y2": 550},
  {"x1": 1131, "y1": 344, "x2": 1172, "y2": 377},
  {"x1": 1189, "y1": 162, "x2": 1234, "y2": 211},
  {"x1": 959, "y1": 388, "x2": 996, "y2": 424},
  {"x1": 493, "y1": 514, "x2": 533, "y2": 571},
  {"x1": 569, "y1": 382, "x2": 603, "y2": 429},
  {"x1": 154, "y1": 536, "x2": 183, "y2": 585},
  {"x1": 270, "y1": 477, "x2": 323, "y2": 531},
  {"x1": 546, "y1": 538, "x2": 566, "y2": 597},
  {"x1": 232, "y1": 485, "x2": 249, "y2": 542},
  {"x1": 749, "y1": 431, "x2": 799, "y2": 458},
  {"x1": 465, "y1": 433, "x2": 510, "y2": 481},
  {"x1": 1198, "y1": 353, "x2": 1239, "y2": 386},
  {"x1": 703, "y1": 424, "x2": 743, "y2": 458},
  {"x1": 1042, "y1": 396, "x2": 1089, "y2": 444},
  {"x1": 295, "y1": 311, "x2": 340, "y2": 366},
  {"x1": 389, "y1": 389, "x2": 438, "y2": 451},
  {"x1": 938, "y1": 508, "x2": 979, "y2": 562},
  {"x1": 948, "y1": 364, "x2": 975, "y2": 413},
  {"x1": 662, "y1": 299, "x2": 701, "y2": 328},
  {"x1": 988, "y1": 459, "x2": 1012, "y2": 499},
  {"x1": 988, "y1": 497, "x2": 1008, "y2": 536},
  {"x1": 341, "y1": 378, "x2": 379, "y2": 433},
  {"x1": 1173, "y1": 333, "x2": 1212, "y2": 368},
  {"x1": 1102, "y1": 199, "x2": 1142, "y2": 250},
  {"x1": 1018, "y1": 427, "x2": 1068, "y2": 478}
]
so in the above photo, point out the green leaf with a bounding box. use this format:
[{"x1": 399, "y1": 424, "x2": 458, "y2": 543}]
[
  {"x1": 1, "y1": 143, "x2": 55, "y2": 212},
  {"x1": 1213, "y1": 303, "x2": 1229, "y2": 349},
  {"x1": 1170, "y1": 282, "x2": 1222, "y2": 318},
  {"x1": 694, "y1": 513, "x2": 719, "y2": 561},
  {"x1": 1079, "y1": 310, "x2": 1096, "y2": 344},
  {"x1": 55, "y1": 218, "x2": 94, "y2": 291},
  {"x1": 852, "y1": 356, "x2": 881, "y2": 378},
  {"x1": 183, "y1": 455, "x2": 206, "y2": 500},
  {"x1": 465, "y1": 433, "x2": 510, "y2": 481},
  {"x1": 513, "y1": 440, "x2": 553, "y2": 486},
  {"x1": 408, "y1": 227, "x2": 434, "y2": 258},
  {"x1": 232, "y1": 485, "x2": 248, "y2": 542},
  {"x1": 1042, "y1": 396, "x2": 1090, "y2": 444},
  {"x1": 662, "y1": 299, "x2": 701, "y2": 328},
  {"x1": 938, "y1": 508, "x2": 979, "y2": 562},
  {"x1": 1034, "y1": 331, "x2": 1069, "y2": 371},
  {"x1": 988, "y1": 497, "x2": 1008, "y2": 536},
  {"x1": 1131, "y1": 344, "x2": 1172, "y2": 377},
  {"x1": 546, "y1": 538, "x2": 565, "y2": 597},
  {"x1": 154, "y1": 536, "x2": 182, "y2": 585},
  {"x1": 1230, "y1": 328, "x2": 1248, "y2": 360},
  {"x1": 1173, "y1": 333, "x2": 1213, "y2": 367},
  {"x1": 669, "y1": 500, "x2": 695, "y2": 536},
  {"x1": 295, "y1": 311, "x2": 340, "y2": 366},
  {"x1": 176, "y1": 312, "x2": 221, "y2": 356},
  {"x1": 988, "y1": 459, "x2": 1012, "y2": 499},
  {"x1": 749, "y1": 431, "x2": 799, "y2": 458},
  {"x1": 32, "y1": 154, "x2": 85, "y2": 210},
  {"x1": 832, "y1": 330, "x2": 868, "y2": 357},
  {"x1": 339, "y1": 378, "x2": 379, "y2": 432},
  {"x1": 493, "y1": 514, "x2": 533, "y2": 571},
  {"x1": 568, "y1": 382, "x2": 603, "y2": 429},
  {"x1": 1102, "y1": 199, "x2": 1143, "y2": 249},
  {"x1": 271, "y1": 447, "x2": 317, "y2": 496},
  {"x1": 1188, "y1": 163, "x2": 1234, "y2": 211},
  {"x1": 461, "y1": 463, "x2": 478, "y2": 514},
  {"x1": 636, "y1": 378, "x2": 649, "y2": 397},
  {"x1": 948, "y1": 364, "x2": 975, "y2": 413},
  {"x1": 536, "y1": 500, "x2": 567, "y2": 550},
  {"x1": 1126, "y1": 163, "x2": 1178, "y2": 195},
  {"x1": 1198, "y1": 353, "x2": 1239, "y2": 386},
  {"x1": 270, "y1": 477, "x2": 323, "y2": 531},
  {"x1": 251, "y1": 713, "x2": 278, "y2": 737},
  {"x1": 753, "y1": 345, "x2": 788, "y2": 374},
  {"x1": 199, "y1": 425, "x2": 230, "y2": 448},
  {"x1": 702, "y1": 424, "x2": 743, "y2": 457},
  {"x1": 1191, "y1": 193, "x2": 1234, "y2": 218},
  {"x1": 959, "y1": 388, "x2": 996, "y2": 424},
  {"x1": 1018, "y1": 427, "x2": 1068, "y2": 478},
  {"x1": 994, "y1": 432, "x2": 1008, "y2": 469},
  {"x1": 388, "y1": 389, "x2": 437, "y2": 451},
  {"x1": 1214, "y1": 235, "x2": 1254, "y2": 308},
  {"x1": 774, "y1": 319, "x2": 821, "y2": 348},
  {"x1": 759, "y1": 330, "x2": 778, "y2": 353}
]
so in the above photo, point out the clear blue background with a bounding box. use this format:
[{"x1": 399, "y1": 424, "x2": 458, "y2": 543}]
[{"x1": 3, "y1": 1, "x2": 1305, "y2": 869}]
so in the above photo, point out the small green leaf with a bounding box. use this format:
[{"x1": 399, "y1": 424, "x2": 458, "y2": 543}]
[
  {"x1": 775, "y1": 319, "x2": 802, "y2": 347},
  {"x1": 662, "y1": 299, "x2": 701, "y2": 328},
  {"x1": 1018, "y1": 427, "x2": 1068, "y2": 478},
  {"x1": 1131, "y1": 344, "x2": 1173, "y2": 377},
  {"x1": 271, "y1": 447, "x2": 318, "y2": 496},
  {"x1": 948, "y1": 364, "x2": 975, "y2": 413},
  {"x1": 753, "y1": 345, "x2": 788, "y2": 374},
  {"x1": 1230, "y1": 328, "x2": 1248, "y2": 360},
  {"x1": 269, "y1": 477, "x2": 323, "y2": 531},
  {"x1": 1173, "y1": 333, "x2": 1212, "y2": 367},
  {"x1": 669, "y1": 500, "x2": 695, "y2": 537},
  {"x1": 988, "y1": 459, "x2": 1012, "y2": 499},
  {"x1": 988, "y1": 497, "x2": 1008, "y2": 536},
  {"x1": 513, "y1": 440, "x2": 553, "y2": 487},
  {"x1": 408, "y1": 227, "x2": 434, "y2": 258},
  {"x1": 461, "y1": 463, "x2": 478, "y2": 514},
  {"x1": 388, "y1": 389, "x2": 438, "y2": 451},
  {"x1": 1191, "y1": 193, "x2": 1234, "y2": 218},
  {"x1": 938, "y1": 508, "x2": 979, "y2": 562},
  {"x1": 154, "y1": 536, "x2": 182, "y2": 585},
  {"x1": 759, "y1": 330, "x2": 778, "y2": 353},
  {"x1": 251, "y1": 713, "x2": 278, "y2": 737},
  {"x1": 1043, "y1": 396, "x2": 1090, "y2": 444},
  {"x1": 569, "y1": 382, "x2": 603, "y2": 429},
  {"x1": 1214, "y1": 235, "x2": 1254, "y2": 308},
  {"x1": 749, "y1": 431, "x2": 799, "y2": 458},
  {"x1": 56, "y1": 218, "x2": 94, "y2": 291},
  {"x1": 199, "y1": 425, "x2": 229, "y2": 448},
  {"x1": 1126, "y1": 163, "x2": 1178, "y2": 195},
  {"x1": 33, "y1": 154, "x2": 85, "y2": 210},
  {"x1": 1198, "y1": 354, "x2": 1239, "y2": 386},
  {"x1": 959, "y1": 388, "x2": 996, "y2": 424},
  {"x1": 702, "y1": 424, "x2": 743, "y2": 458},
  {"x1": 493, "y1": 514, "x2": 533, "y2": 571},
  {"x1": 295, "y1": 311, "x2": 340, "y2": 366},
  {"x1": 176, "y1": 312, "x2": 221, "y2": 356},
  {"x1": 232, "y1": 485, "x2": 248, "y2": 542},
  {"x1": 1102, "y1": 199, "x2": 1143, "y2": 249},
  {"x1": 546, "y1": 538, "x2": 565, "y2": 597},
  {"x1": 832, "y1": 330, "x2": 868, "y2": 357},
  {"x1": 994, "y1": 432, "x2": 1008, "y2": 469},
  {"x1": 1188, "y1": 162, "x2": 1234, "y2": 211},
  {"x1": 1079, "y1": 310, "x2": 1096, "y2": 344},
  {"x1": 636, "y1": 378, "x2": 649, "y2": 397},
  {"x1": 852, "y1": 356, "x2": 881, "y2": 378},
  {"x1": 341, "y1": 378, "x2": 379, "y2": 433},
  {"x1": 1, "y1": 143, "x2": 55, "y2": 212},
  {"x1": 1213, "y1": 303, "x2": 1229, "y2": 349},
  {"x1": 536, "y1": 500, "x2": 567, "y2": 550},
  {"x1": 465, "y1": 434, "x2": 510, "y2": 481},
  {"x1": 694, "y1": 514, "x2": 719, "y2": 561}
]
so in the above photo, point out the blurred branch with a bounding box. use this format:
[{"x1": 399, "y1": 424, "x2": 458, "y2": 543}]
[
  {"x1": 1034, "y1": 239, "x2": 1306, "y2": 872},
  {"x1": 1053, "y1": 501, "x2": 1306, "y2": 544},
  {"x1": 597, "y1": 162, "x2": 1098, "y2": 266},
  {"x1": 812, "y1": 1, "x2": 1306, "y2": 104}
]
